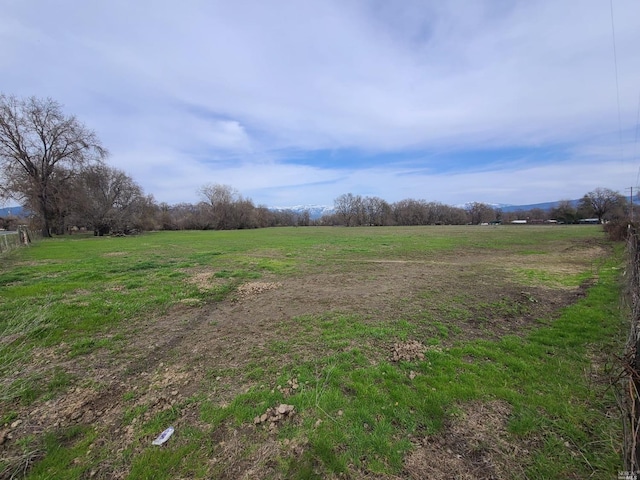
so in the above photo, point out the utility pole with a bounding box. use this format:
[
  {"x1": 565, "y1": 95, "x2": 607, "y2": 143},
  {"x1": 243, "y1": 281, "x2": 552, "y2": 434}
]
[{"x1": 628, "y1": 187, "x2": 635, "y2": 223}]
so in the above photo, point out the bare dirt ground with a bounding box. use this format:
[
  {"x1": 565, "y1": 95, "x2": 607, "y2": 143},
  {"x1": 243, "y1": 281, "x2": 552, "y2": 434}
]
[{"x1": 0, "y1": 240, "x2": 610, "y2": 479}]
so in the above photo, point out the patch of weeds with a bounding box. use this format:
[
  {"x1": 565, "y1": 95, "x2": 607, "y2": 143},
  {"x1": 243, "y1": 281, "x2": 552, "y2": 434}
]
[
  {"x1": 245, "y1": 366, "x2": 265, "y2": 381},
  {"x1": 205, "y1": 283, "x2": 237, "y2": 302},
  {"x1": 200, "y1": 387, "x2": 284, "y2": 428},
  {"x1": 0, "y1": 271, "x2": 26, "y2": 286},
  {"x1": 298, "y1": 313, "x2": 415, "y2": 350},
  {"x1": 24, "y1": 425, "x2": 96, "y2": 480},
  {"x1": 269, "y1": 340, "x2": 292, "y2": 354},
  {"x1": 437, "y1": 304, "x2": 472, "y2": 322},
  {"x1": 199, "y1": 402, "x2": 231, "y2": 429},
  {"x1": 4, "y1": 373, "x2": 45, "y2": 405},
  {"x1": 213, "y1": 269, "x2": 260, "y2": 279},
  {"x1": 128, "y1": 433, "x2": 211, "y2": 480},
  {"x1": 514, "y1": 268, "x2": 592, "y2": 288},
  {"x1": 1, "y1": 410, "x2": 18, "y2": 424},
  {"x1": 188, "y1": 251, "x2": 224, "y2": 264},
  {"x1": 45, "y1": 367, "x2": 74, "y2": 398},
  {"x1": 4, "y1": 366, "x2": 75, "y2": 406},
  {"x1": 433, "y1": 321, "x2": 450, "y2": 338},
  {"x1": 477, "y1": 297, "x2": 530, "y2": 319},
  {"x1": 124, "y1": 280, "x2": 145, "y2": 289},
  {"x1": 116, "y1": 260, "x2": 161, "y2": 272},
  {"x1": 255, "y1": 257, "x2": 295, "y2": 274},
  {"x1": 139, "y1": 407, "x2": 181, "y2": 440},
  {"x1": 122, "y1": 390, "x2": 137, "y2": 402},
  {"x1": 68, "y1": 336, "x2": 113, "y2": 357},
  {"x1": 123, "y1": 405, "x2": 149, "y2": 426}
]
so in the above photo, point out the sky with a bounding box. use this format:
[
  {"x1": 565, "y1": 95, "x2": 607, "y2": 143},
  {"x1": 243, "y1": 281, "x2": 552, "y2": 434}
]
[{"x1": 1, "y1": 0, "x2": 640, "y2": 208}]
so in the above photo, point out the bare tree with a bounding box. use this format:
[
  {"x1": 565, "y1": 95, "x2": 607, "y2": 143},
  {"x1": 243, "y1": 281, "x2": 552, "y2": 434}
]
[
  {"x1": 363, "y1": 196, "x2": 391, "y2": 226},
  {"x1": 393, "y1": 199, "x2": 428, "y2": 225},
  {"x1": 0, "y1": 95, "x2": 107, "y2": 236},
  {"x1": 579, "y1": 188, "x2": 626, "y2": 223},
  {"x1": 200, "y1": 183, "x2": 240, "y2": 229},
  {"x1": 73, "y1": 164, "x2": 144, "y2": 235},
  {"x1": 465, "y1": 202, "x2": 496, "y2": 225},
  {"x1": 334, "y1": 193, "x2": 362, "y2": 226}
]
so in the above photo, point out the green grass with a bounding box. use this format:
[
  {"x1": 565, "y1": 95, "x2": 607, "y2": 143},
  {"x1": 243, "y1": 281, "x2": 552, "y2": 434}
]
[
  {"x1": 0, "y1": 226, "x2": 627, "y2": 478},
  {"x1": 194, "y1": 257, "x2": 622, "y2": 476}
]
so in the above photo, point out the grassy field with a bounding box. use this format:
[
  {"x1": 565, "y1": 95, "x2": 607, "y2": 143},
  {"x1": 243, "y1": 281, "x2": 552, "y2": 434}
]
[{"x1": 0, "y1": 225, "x2": 627, "y2": 479}]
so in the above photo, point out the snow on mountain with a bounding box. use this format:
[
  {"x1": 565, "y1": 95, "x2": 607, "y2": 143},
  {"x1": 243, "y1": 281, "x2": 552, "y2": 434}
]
[
  {"x1": 456, "y1": 202, "x2": 514, "y2": 210},
  {"x1": 0, "y1": 206, "x2": 25, "y2": 217},
  {"x1": 457, "y1": 200, "x2": 580, "y2": 212},
  {"x1": 269, "y1": 205, "x2": 335, "y2": 219}
]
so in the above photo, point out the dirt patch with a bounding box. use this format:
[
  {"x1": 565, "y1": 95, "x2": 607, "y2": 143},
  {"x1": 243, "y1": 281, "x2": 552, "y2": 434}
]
[
  {"x1": 236, "y1": 281, "x2": 282, "y2": 298},
  {"x1": 185, "y1": 270, "x2": 227, "y2": 292},
  {"x1": 391, "y1": 340, "x2": 428, "y2": 362},
  {"x1": 404, "y1": 400, "x2": 527, "y2": 479}
]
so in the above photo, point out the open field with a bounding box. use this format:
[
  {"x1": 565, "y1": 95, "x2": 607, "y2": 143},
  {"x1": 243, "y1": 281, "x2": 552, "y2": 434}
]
[{"x1": 0, "y1": 225, "x2": 627, "y2": 479}]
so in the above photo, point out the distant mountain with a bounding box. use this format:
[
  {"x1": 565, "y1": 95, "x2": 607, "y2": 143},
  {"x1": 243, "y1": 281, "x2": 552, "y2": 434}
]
[
  {"x1": 270, "y1": 200, "x2": 580, "y2": 220},
  {"x1": 270, "y1": 205, "x2": 335, "y2": 220},
  {"x1": 0, "y1": 206, "x2": 24, "y2": 217},
  {"x1": 458, "y1": 202, "x2": 514, "y2": 210},
  {"x1": 498, "y1": 200, "x2": 579, "y2": 213}
]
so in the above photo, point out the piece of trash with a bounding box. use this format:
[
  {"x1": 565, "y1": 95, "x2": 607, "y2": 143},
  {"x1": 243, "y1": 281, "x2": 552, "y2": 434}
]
[{"x1": 152, "y1": 426, "x2": 174, "y2": 445}]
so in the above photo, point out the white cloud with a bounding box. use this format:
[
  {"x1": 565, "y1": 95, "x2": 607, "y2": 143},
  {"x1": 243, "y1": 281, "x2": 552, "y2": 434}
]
[{"x1": 1, "y1": 0, "x2": 639, "y2": 206}]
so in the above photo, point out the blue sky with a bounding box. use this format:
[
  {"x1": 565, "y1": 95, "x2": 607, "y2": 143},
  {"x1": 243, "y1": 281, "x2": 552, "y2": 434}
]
[{"x1": 1, "y1": 0, "x2": 640, "y2": 207}]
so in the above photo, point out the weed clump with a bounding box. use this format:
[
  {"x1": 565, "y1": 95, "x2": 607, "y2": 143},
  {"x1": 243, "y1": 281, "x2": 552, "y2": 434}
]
[{"x1": 603, "y1": 221, "x2": 631, "y2": 241}]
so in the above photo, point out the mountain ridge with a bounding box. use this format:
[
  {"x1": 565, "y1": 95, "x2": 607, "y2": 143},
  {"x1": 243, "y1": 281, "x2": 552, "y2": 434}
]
[
  {"x1": 0, "y1": 200, "x2": 581, "y2": 221},
  {"x1": 270, "y1": 200, "x2": 580, "y2": 219}
]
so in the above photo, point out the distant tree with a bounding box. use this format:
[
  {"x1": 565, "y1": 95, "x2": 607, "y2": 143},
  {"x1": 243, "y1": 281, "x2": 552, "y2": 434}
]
[
  {"x1": 362, "y1": 196, "x2": 390, "y2": 226},
  {"x1": 234, "y1": 197, "x2": 257, "y2": 229},
  {"x1": 159, "y1": 202, "x2": 175, "y2": 230},
  {"x1": 528, "y1": 208, "x2": 547, "y2": 221},
  {"x1": 579, "y1": 188, "x2": 626, "y2": 223},
  {"x1": 298, "y1": 209, "x2": 311, "y2": 227},
  {"x1": 393, "y1": 199, "x2": 428, "y2": 225},
  {"x1": 200, "y1": 183, "x2": 239, "y2": 229},
  {"x1": 441, "y1": 205, "x2": 468, "y2": 225},
  {"x1": 334, "y1": 193, "x2": 362, "y2": 226},
  {"x1": 551, "y1": 200, "x2": 577, "y2": 224},
  {"x1": 169, "y1": 202, "x2": 211, "y2": 230},
  {"x1": 73, "y1": 164, "x2": 145, "y2": 235},
  {"x1": 129, "y1": 194, "x2": 159, "y2": 232},
  {"x1": 0, "y1": 95, "x2": 107, "y2": 237},
  {"x1": 254, "y1": 206, "x2": 276, "y2": 228},
  {"x1": 465, "y1": 202, "x2": 495, "y2": 225}
]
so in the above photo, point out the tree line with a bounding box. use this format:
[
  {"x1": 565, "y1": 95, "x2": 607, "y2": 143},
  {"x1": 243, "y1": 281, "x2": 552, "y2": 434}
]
[
  {"x1": 0, "y1": 95, "x2": 632, "y2": 235},
  {"x1": 324, "y1": 189, "x2": 629, "y2": 227}
]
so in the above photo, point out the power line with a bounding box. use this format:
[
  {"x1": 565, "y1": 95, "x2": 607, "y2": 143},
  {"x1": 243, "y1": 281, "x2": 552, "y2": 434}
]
[
  {"x1": 635, "y1": 90, "x2": 640, "y2": 179},
  {"x1": 610, "y1": 0, "x2": 623, "y2": 162}
]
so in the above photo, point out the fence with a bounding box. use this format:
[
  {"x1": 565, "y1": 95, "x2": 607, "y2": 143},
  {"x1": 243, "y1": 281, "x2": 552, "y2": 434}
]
[
  {"x1": 0, "y1": 226, "x2": 36, "y2": 255},
  {"x1": 620, "y1": 228, "x2": 640, "y2": 474}
]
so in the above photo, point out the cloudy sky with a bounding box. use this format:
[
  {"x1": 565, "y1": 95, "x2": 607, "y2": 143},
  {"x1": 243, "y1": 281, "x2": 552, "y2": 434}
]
[{"x1": 2, "y1": 1, "x2": 640, "y2": 207}]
